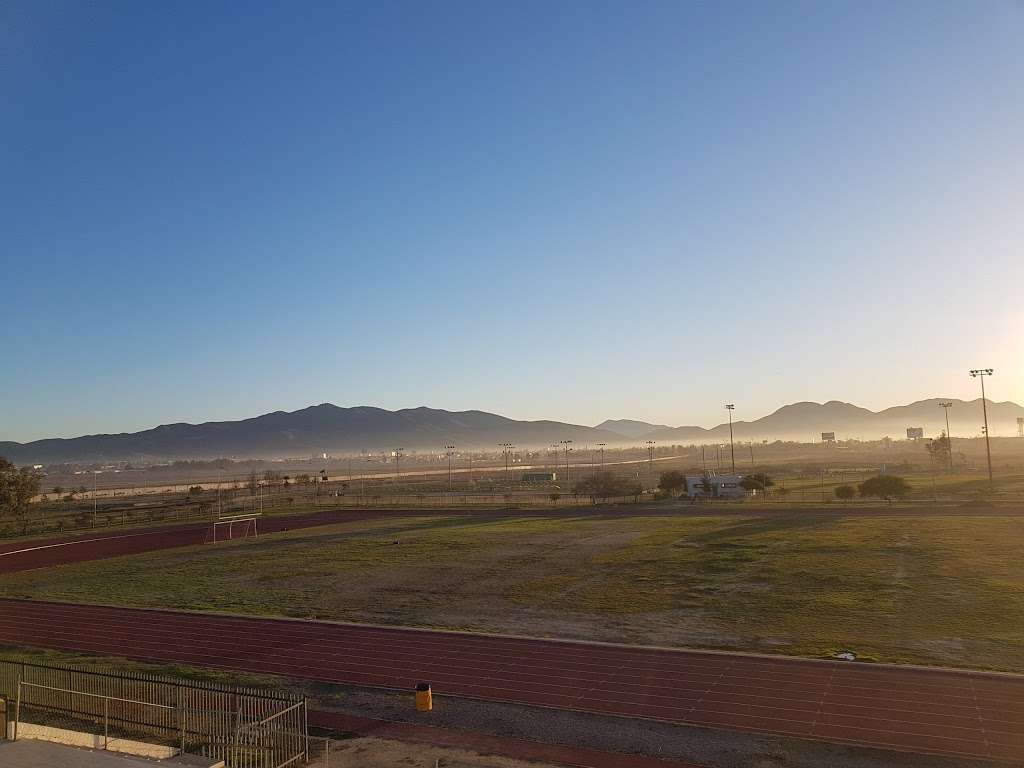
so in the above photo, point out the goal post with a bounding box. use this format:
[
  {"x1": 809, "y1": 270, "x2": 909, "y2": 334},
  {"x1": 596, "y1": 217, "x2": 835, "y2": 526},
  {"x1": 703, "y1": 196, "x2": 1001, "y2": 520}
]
[{"x1": 207, "y1": 512, "x2": 262, "y2": 543}]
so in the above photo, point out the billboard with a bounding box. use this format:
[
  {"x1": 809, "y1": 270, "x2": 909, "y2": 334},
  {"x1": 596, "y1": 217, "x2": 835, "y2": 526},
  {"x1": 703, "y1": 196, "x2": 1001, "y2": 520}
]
[
  {"x1": 821, "y1": 432, "x2": 836, "y2": 442},
  {"x1": 906, "y1": 427, "x2": 924, "y2": 439}
]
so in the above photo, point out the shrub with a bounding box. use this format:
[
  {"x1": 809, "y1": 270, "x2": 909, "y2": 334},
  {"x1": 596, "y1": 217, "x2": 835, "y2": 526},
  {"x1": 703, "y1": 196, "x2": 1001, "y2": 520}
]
[
  {"x1": 858, "y1": 474, "x2": 911, "y2": 501},
  {"x1": 834, "y1": 484, "x2": 856, "y2": 501}
]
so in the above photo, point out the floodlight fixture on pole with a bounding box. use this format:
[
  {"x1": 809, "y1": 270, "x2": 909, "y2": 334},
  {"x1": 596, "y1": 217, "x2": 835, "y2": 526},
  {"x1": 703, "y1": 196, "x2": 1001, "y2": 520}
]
[
  {"x1": 645, "y1": 440, "x2": 656, "y2": 474},
  {"x1": 725, "y1": 404, "x2": 736, "y2": 473},
  {"x1": 499, "y1": 443, "x2": 515, "y2": 482},
  {"x1": 938, "y1": 402, "x2": 954, "y2": 473},
  {"x1": 444, "y1": 444, "x2": 456, "y2": 491},
  {"x1": 560, "y1": 440, "x2": 573, "y2": 484},
  {"x1": 596, "y1": 443, "x2": 606, "y2": 473},
  {"x1": 969, "y1": 369, "x2": 995, "y2": 491},
  {"x1": 394, "y1": 448, "x2": 404, "y2": 480}
]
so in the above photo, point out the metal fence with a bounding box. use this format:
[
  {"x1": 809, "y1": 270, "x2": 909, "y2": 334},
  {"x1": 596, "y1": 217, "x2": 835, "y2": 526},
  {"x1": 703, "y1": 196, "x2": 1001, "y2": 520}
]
[{"x1": 0, "y1": 659, "x2": 307, "y2": 768}]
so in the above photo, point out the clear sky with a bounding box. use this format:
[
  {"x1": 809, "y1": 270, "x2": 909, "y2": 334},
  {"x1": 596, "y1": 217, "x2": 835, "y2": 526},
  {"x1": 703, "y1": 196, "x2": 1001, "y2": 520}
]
[{"x1": 2, "y1": 1, "x2": 1021, "y2": 442}]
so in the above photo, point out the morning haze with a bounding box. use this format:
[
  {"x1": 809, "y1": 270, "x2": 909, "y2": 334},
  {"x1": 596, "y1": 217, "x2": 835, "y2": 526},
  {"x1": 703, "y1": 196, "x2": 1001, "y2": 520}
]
[{"x1": 0, "y1": 4, "x2": 1023, "y2": 768}]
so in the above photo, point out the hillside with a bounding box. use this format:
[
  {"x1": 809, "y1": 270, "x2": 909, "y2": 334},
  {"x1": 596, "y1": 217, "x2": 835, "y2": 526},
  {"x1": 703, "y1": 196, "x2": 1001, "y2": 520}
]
[{"x1": 2, "y1": 398, "x2": 1021, "y2": 465}]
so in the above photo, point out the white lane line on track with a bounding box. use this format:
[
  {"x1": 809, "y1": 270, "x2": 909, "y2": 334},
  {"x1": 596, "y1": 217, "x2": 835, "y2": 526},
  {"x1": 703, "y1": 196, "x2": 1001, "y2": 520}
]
[{"x1": 0, "y1": 531, "x2": 164, "y2": 558}]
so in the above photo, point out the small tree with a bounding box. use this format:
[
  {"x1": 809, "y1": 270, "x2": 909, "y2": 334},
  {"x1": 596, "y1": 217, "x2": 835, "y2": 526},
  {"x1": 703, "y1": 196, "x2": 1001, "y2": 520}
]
[
  {"x1": 741, "y1": 479, "x2": 765, "y2": 495},
  {"x1": 746, "y1": 472, "x2": 774, "y2": 489},
  {"x1": 549, "y1": 492, "x2": 561, "y2": 505},
  {"x1": 0, "y1": 458, "x2": 41, "y2": 528},
  {"x1": 858, "y1": 474, "x2": 911, "y2": 503},
  {"x1": 834, "y1": 484, "x2": 856, "y2": 501},
  {"x1": 927, "y1": 432, "x2": 952, "y2": 471},
  {"x1": 700, "y1": 473, "x2": 715, "y2": 496},
  {"x1": 657, "y1": 471, "x2": 686, "y2": 495},
  {"x1": 187, "y1": 485, "x2": 203, "y2": 497},
  {"x1": 574, "y1": 472, "x2": 642, "y2": 502}
]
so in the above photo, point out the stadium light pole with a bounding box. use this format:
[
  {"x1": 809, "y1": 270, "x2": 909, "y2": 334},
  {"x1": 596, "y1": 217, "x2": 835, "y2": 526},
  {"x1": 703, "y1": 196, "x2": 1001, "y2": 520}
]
[
  {"x1": 725, "y1": 405, "x2": 736, "y2": 473},
  {"x1": 939, "y1": 402, "x2": 954, "y2": 474},
  {"x1": 394, "y1": 448, "x2": 404, "y2": 481},
  {"x1": 645, "y1": 440, "x2": 656, "y2": 475},
  {"x1": 597, "y1": 443, "x2": 606, "y2": 473},
  {"x1": 499, "y1": 443, "x2": 514, "y2": 483},
  {"x1": 444, "y1": 444, "x2": 456, "y2": 492},
  {"x1": 560, "y1": 440, "x2": 573, "y2": 484},
  {"x1": 969, "y1": 369, "x2": 995, "y2": 492}
]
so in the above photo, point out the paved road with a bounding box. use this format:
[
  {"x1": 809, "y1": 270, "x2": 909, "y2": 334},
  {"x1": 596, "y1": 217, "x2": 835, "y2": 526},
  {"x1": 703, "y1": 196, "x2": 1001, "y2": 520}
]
[{"x1": 0, "y1": 600, "x2": 1020, "y2": 764}]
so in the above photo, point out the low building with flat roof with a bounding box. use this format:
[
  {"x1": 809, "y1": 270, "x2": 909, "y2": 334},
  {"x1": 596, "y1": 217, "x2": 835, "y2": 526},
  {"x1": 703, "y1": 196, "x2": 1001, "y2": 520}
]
[{"x1": 522, "y1": 471, "x2": 557, "y2": 482}]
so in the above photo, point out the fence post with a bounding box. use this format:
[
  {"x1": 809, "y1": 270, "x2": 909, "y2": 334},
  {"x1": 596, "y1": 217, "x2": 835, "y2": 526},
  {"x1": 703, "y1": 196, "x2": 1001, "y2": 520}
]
[
  {"x1": 104, "y1": 696, "x2": 109, "y2": 750},
  {"x1": 177, "y1": 687, "x2": 185, "y2": 755},
  {"x1": 303, "y1": 698, "x2": 309, "y2": 762},
  {"x1": 13, "y1": 681, "x2": 20, "y2": 742}
]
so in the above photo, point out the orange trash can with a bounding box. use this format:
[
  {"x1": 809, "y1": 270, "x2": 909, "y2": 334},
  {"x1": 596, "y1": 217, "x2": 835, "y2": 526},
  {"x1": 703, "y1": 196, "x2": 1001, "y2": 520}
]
[{"x1": 415, "y1": 682, "x2": 432, "y2": 711}]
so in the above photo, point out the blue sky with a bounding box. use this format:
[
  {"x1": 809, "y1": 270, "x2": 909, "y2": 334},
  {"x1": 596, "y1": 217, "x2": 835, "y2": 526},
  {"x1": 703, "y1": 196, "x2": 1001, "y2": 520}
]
[{"x1": 2, "y1": 1, "x2": 1021, "y2": 442}]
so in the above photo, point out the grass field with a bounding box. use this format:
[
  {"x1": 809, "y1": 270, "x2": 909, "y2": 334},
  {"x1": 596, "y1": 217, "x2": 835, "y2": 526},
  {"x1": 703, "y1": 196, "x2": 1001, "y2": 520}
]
[{"x1": 3, "y1": 511, "x2": 1023, "y2": 672}]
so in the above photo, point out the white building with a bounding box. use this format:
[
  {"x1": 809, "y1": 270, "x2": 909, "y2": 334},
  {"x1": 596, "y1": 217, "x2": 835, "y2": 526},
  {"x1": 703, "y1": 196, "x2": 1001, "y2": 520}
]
[{"x1": 684, "y1": 474, "x2": 747, "y2": 499}]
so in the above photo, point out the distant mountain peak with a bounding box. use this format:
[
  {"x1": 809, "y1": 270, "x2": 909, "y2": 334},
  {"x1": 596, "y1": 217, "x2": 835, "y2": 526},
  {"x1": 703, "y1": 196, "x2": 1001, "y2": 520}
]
[{"x1": 2, "y1": 397, "x2": 1021, "y2": 465}]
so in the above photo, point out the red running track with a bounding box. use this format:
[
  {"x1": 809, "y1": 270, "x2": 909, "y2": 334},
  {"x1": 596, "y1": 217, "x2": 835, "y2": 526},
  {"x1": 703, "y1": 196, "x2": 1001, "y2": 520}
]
[
  {"x1": 0, "y1": 600, "x2": 1021, "y2": 764},
  {"x1": 0, "y1": 508, "x2": 459, "y2": 574}
]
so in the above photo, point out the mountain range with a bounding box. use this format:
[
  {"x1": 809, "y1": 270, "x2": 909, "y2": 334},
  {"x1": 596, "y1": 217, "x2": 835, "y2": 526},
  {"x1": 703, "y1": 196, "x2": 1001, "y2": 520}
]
[
  {"x1": 2, "y1": 398, "x2": 1021, "y2": 465},
  {"x1": 607, "y1": 398, "x2": 1024, "y2": 445}
]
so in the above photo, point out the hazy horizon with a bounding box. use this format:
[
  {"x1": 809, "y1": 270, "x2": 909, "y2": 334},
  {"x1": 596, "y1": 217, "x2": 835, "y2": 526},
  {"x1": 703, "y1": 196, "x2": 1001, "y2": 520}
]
[
  {"x1": 3, "y1": 394, "x2": 1022, "y2": 446},
  {"x1": 2, "y1": 1, "x2": 1021, "y2": 442}
]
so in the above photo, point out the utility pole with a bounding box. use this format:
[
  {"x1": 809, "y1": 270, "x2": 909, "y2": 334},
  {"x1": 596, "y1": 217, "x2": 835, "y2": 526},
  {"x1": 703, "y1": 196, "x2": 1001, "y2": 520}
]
[
  {"x1": 749, "y1": 443, "x2": 754, "y2": 468},
  {"x1": 939, "y1": 401, "x2": 954, "y2": 474},
  {"x1": 725, "y1": 404, "x2": 736, "y2": 473},
  {"x1": 701, "y1": 444, "x2": 706, "y2": 472},
  {"x1": 969, "y1": 369, "x2": 995, "y2": 492},
  {"x1": 560, "y1": 440, "x2": 573, "y2": 485},
  {"x1": 444, "y1": 444, "x2": 455, "y2": 492},
  {"x1": 596, "y1": 443, "x2": 606, "y2": 473},
  {"x1": 645, "y1": 440, "x2": 656, "y2": 475},
  {"x1": 394, "y1": 448, "x2": 404, "y2": 481},
  {"x1": 93, "y1": 470, "x2": 98, "y2": 527}
]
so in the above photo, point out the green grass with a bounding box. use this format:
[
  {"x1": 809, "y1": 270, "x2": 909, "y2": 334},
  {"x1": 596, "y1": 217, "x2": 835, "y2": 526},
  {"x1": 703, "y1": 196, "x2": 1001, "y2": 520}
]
[{"x1": 3, "y1": 512, "x2": 1023, "y2": 672}]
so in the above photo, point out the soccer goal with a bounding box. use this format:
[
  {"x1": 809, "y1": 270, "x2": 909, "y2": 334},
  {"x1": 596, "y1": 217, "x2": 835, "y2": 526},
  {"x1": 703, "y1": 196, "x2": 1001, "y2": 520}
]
[{"x1": 206, "y1": 511, "x2": 261, "y2": 543}]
